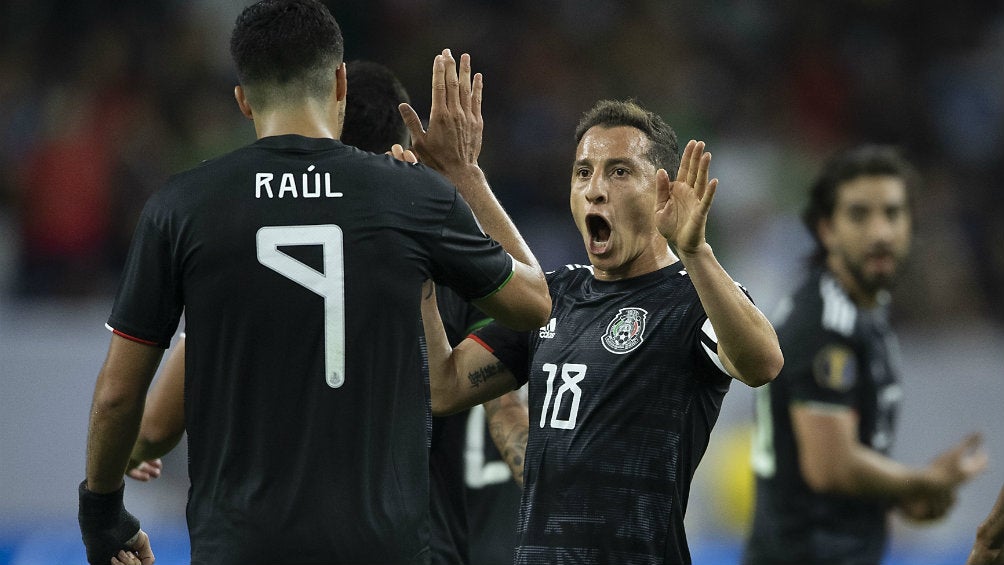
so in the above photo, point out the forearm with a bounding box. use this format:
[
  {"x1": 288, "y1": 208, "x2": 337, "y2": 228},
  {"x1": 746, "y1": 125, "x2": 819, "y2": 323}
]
[
  {"x1": 86, "y1": 336, "x2": 164, "y2": 492},
  {"x1": 484, "y1": 392, "x2": 529, "y2": 488},
  {"x1": 87, "y1": 395, "x2": 145, "y2": 493},
  {"x1": 678, "y1": 243, "x2": 782, "y2": 385},
  {"x1": 129, "y1": 432, "x2": 182, "y2": 469},
  {"x1": 807, "y1": 440, "x2": 941, "y2": 502},
  {"x1": 442, "y1": 165, "x2": 540, "y2": 272}
]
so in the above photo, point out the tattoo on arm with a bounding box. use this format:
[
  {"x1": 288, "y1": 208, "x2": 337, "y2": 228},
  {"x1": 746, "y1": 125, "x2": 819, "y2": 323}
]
[
  {"x1": 485, "y1": 397, "x2": 528, "y2": 488},
  {"x1": 467, "y1": 361, "x2": 507, "y2": 389}
]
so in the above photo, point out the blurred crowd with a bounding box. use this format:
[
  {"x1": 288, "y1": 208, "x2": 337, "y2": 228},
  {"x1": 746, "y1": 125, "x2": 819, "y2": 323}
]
[{"x1": 1, "y1": 0, "x2": 1002, "y2": 326}]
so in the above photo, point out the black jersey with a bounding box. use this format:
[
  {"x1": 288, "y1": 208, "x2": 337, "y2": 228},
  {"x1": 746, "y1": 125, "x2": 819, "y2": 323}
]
[
  {"x1": 473, "y1": 263, "x2": 733, "y2": 565},
  {"x1": 106, "y1": 135, "x2": 513, "y2": 565},
  {"x1": 427, "y1": 287, "x2": 490, "y2": 565},
  {"x1": 744, "y1": 268, "x2": 903, "y2": 565}
]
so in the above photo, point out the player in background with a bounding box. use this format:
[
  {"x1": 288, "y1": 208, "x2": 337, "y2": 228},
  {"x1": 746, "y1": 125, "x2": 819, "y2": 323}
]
[
  {"x1": 742, "y1": 145, "x2": 987, "y2": 565},
  {"x1": 77, "y1": 0, "x2": 549, "y2": 562},
  {"x1": 419, "y1": 99, "x2": 783, "y2": 565}
]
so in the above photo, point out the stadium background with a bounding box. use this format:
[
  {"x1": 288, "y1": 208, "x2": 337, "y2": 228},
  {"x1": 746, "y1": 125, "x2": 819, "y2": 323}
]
[{"x1": 1, "y1": 1, "x2": 1002, "y2": 563}]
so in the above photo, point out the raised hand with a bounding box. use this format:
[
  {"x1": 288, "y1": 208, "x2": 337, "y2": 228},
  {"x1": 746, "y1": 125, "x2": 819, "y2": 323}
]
[
  {"x1": 398, "y1": 49, "x2": 483, "y2": 176},
  {"x1": 655, "y1": 140, "x2": 719, "y2": 255}
]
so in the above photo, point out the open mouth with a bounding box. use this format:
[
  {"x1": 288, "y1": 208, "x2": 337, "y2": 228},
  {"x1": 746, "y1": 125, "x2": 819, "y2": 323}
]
[{"x1": 586, "y1": 214, "x2": 611, "y2": 253}]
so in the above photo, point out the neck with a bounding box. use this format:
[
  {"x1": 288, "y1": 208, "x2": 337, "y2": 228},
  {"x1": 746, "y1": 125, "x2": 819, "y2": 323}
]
[
  {"x1": 252, "y1": 100, "x2": 343, "y2": 140},
  {"x1": 825, "y1": 256, "x2": 879, "y2": 308},
  {"x1": 592, "y1": 239, "x2": 678, "y2": 282}
]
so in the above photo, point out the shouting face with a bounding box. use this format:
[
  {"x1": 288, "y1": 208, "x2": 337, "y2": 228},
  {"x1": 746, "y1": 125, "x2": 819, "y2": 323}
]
[{"x1": 570, "y1": 125, "x2": 668, "y2": 281}]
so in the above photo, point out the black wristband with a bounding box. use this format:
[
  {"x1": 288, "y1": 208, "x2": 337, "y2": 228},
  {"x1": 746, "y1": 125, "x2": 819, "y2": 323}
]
[{"x1": 78, "y1": 479, "x2": 141, "y2": 565}]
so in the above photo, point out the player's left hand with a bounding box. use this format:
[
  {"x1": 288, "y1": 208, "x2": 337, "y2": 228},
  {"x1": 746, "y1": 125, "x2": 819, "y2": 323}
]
[{"x1": 655, "y1": 139, "x2": 718, "y2": 256}]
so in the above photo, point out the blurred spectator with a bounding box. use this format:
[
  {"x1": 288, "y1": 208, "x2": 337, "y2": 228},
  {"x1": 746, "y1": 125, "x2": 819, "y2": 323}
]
[{"x1": 0, "y1": 0, "x2": 1001, "y2": 322}]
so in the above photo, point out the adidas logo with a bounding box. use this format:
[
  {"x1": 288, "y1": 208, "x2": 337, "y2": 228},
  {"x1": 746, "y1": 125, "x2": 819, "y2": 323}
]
[{"x1": 538, "y1": 318, "x2": 557, "y2": 339}]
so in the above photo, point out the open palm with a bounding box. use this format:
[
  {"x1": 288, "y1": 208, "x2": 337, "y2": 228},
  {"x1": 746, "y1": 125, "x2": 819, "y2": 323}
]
[{"x1": 655, "y1": 139, "x2": 718, "y2": 255}]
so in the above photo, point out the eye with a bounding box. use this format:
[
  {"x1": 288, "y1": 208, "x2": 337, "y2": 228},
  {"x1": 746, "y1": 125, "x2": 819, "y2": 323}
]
[
  {"x1": 847, "y1": 206, "x2": 868, "y2": 223},
  {"x1": 575, "y1": 167, "x2": 591, "y2": 179},
  {"x1": 611, "y1": 167, "x2": 629, "y2": 178}
]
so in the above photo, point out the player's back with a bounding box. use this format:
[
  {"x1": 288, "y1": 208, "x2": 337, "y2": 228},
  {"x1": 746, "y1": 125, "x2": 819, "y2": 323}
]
[{"x1": 114, "y1": 134, "x2": 512, "y2": 564}]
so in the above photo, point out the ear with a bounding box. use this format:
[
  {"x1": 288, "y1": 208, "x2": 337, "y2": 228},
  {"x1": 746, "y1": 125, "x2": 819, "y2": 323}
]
[
  {"x1": 334, "y1": 62, "x2": 347, "y2": 102},
  {"x1": 817, "y1": 218, "x2": 836, "y2": 251},
  {"x1": 234, "y1": 85, "x2": 253, "y2": 120}
]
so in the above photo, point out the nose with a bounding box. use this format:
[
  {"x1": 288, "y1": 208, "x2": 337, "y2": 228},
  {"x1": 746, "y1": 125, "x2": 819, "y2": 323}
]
[
  {"x1": 866, "y1": 215, "x2": 896, "y2": 245},
  {"x1": 584, "y1": 176, "x2": 607, "y2": 204}
]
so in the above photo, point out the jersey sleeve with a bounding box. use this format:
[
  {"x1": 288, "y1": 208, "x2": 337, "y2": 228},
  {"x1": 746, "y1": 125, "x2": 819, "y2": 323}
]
[
  {"x1": 688, "y1": 281, "x2": 756, "y2": 381},
  {"x1": 784, "y1": 330, "x2": 861, "y2": 408},
  {"x1": 428, "y1": 191, "x2": 514, "y2": 302},
  {"x1": 106, "y1": 196, "x2": 183, "y2": 348},
  {"x1": 469, "y1": 321, "x2": 531, "y2": 387}
]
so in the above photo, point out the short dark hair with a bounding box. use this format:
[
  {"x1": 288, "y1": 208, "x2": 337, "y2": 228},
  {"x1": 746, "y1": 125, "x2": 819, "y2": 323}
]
[
  {"x1": 803, "y1": 144, "x2": 918, "y2": 264},
  {"x1": 341, "y1": 61, "x2": 411, "y2": 153},
  {"x1": 230, "y1": 0, "x2": 344, "y2": 111},
  {"x1": 574, "y1": 99, "x2": 680, "y2": 177}
]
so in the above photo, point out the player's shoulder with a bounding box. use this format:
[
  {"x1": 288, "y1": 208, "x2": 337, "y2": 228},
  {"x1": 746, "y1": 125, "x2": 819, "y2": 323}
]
[
  {"x1": 774, "y1": 269, "x2": 859, "y2": 362},
  {"x1": 545, "y1": 263, "x2": 594, "y2": 288}
]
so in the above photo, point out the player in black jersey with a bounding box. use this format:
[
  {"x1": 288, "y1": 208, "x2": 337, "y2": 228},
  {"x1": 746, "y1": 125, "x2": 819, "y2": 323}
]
[
  {"x1": 420, "y1": 99, "x2": 784, "y2": 565},
  {"x1": 77, "y1": 1, "x2": 550, "y2": 563},
  {"x1": 743, "y1": 145, "x2": 987, "y2": 565},
  {"x1": 121, "y1": 58, "x2": 505, "y2": 565}
]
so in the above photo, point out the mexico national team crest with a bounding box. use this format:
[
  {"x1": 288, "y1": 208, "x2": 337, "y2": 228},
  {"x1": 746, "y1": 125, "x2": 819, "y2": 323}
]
[{"x1": 602, "y1": 307, "x2": 648, "y2": 354}]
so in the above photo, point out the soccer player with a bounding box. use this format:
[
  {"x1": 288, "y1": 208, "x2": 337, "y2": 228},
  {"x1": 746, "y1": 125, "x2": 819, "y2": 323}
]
[
  {"x1": 419, "y1": 99, "x2": 784, "y2": 565},
  {"x1": 77, "y1": 2, "x2": 550, "y2": 564},
  {"x1": 743, "y1": 145, "x2": 988, "y2": 565},
  {"x1": 124, "y1": 59, "x2": 509, "y2": 565}
]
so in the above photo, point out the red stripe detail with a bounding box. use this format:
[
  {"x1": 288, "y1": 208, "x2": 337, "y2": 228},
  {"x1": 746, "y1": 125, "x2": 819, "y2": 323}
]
[
  {"x1": 467, "y1": 334, "x2": 495, "y2": 354},
  {"x1": 111, "y1": 328, "x2": 159, "y2": 346}
]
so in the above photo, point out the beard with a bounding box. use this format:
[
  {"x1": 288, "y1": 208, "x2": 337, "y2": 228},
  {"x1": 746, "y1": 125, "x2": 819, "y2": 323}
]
[{"x1": 844, "y1": 249, "x2": 906, "y2": 296}]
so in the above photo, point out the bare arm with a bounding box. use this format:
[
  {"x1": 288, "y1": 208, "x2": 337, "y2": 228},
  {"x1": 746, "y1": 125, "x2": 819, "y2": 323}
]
[
  {"x1": 657, "y1": 140, "x2": 782, "y2": 386},
  {"x1": 400, "y1": 50, "x2": 549, "y2": 331},
  {"x1": 422, "y1": 281, "x2": 520, "y2": 415},
  {"x1": 967, "y1": 483, "x2": 1004, "y2": 565},
  {"x1": 792, "y1": 404, "x2": 986, "y2": 505},
  {"x1": 483, "y1": 390, "x2": 529, "y2": 488},
  {"x1": 129, "y1": 337, "x2": 186, "y2": 471},
  {"x1": 86, "y1": 335, "x2": 164, "y2": 493}
]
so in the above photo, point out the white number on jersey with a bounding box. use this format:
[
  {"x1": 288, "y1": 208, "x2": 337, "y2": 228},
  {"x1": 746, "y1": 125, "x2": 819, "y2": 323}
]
[
  {"x1": 540, "y1": 363, "x2": 587, "y2": 430},
  {"x1": 256, "y1": 225, "x2": 345, "y2": 388},
  {"x1": 464, "y1": 404, "x2": 513, "y2": 488},
  {"x1": 751, "y1": 386, "x2": 776, "y2": 477}
]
